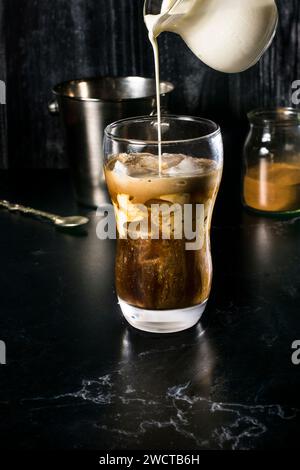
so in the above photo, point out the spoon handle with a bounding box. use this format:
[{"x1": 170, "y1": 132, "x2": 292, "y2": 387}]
[{"x1": 0, "y1": 200, "x2": 58, "y2": 224}]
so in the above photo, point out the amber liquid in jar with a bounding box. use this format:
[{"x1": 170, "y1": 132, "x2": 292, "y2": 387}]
[{"x1": 244, "y1": 160, "x2": 300, "y2": 212}]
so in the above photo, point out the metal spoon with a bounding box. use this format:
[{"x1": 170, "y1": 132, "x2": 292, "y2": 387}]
[{"x1": 0, "y1": 200, "x2": 89, "y2": 229}]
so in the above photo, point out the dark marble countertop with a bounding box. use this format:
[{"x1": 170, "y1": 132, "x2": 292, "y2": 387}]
[{"x1": 0, "y1": 170, "x2": 300, "y2": 450}]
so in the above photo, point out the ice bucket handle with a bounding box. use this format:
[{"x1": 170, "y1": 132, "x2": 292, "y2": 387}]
[
  {"x1": 48, "y1": 99, "x2": 59, "y2": 115},
  {"x1": 150, "y1": 106, "x2": 168, "y2": 116}
]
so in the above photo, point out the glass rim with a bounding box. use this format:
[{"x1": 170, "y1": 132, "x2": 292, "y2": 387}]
[
  {"x1": 248, "y1": 107, "x2": 300, "y2": 126},
  {"x1": 104, "y1": 115, "x2": 221, "y2": 145}
]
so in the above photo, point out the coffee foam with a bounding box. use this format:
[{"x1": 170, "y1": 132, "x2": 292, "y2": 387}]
[
  {"x1": 105, "y1": 153, "x2": 220, "y2": 203},
  {"x1": 110, "y1": 153, "x2": 215, "y2": 177}
]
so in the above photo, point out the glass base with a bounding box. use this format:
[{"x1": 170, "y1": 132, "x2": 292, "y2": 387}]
[{"x1": 118, "y1": 298, "x2": 208, "y2": 334}]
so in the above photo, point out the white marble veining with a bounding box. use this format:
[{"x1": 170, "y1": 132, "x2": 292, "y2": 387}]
[{"x1": 20, "y1": 350, "x2": 300, "y2": 450}]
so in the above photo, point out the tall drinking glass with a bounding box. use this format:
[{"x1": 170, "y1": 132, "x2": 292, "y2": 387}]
[{"x1": 104, "y1": 116, "x2": 223, "y2": 333}]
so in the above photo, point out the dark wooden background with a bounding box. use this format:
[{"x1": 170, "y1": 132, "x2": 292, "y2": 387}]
[{"x1": 0, "y1": 0, "x2": 299, "y2": 169}]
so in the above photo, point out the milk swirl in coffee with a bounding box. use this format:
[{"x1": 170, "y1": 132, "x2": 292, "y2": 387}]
[{"x1": 105, "y1": 152, "x2": 222, "y2": 309}]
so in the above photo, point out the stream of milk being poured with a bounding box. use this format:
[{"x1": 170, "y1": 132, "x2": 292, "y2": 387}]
[
  {"x1": 149, "y1": 33, "x2": 163, "y2": 177},
  {"x1": 145, "y1": 0, "x2": 177, "y2": 176}
]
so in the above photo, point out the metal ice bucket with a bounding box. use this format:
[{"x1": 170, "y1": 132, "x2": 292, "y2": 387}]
[{"x1": 49, "y1": 76, "x2": 174, "y2": 208}]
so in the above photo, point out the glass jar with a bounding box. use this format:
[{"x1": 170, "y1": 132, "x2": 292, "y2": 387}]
[{"x1": 242, "y1": 108, "x2": 300, "y2": 215}]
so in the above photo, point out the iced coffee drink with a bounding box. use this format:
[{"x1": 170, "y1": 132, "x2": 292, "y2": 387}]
[
  {"x1": 104, "y1": 116, "x2": 223, "y2": 333},
  {"x1": 105, "y1": 152, "x2": 221, "y2": 310}
]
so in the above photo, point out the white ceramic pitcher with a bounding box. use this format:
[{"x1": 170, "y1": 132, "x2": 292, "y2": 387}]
[{"x1": 144, "y1": 0, "x2": 278, "y2": 73}]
